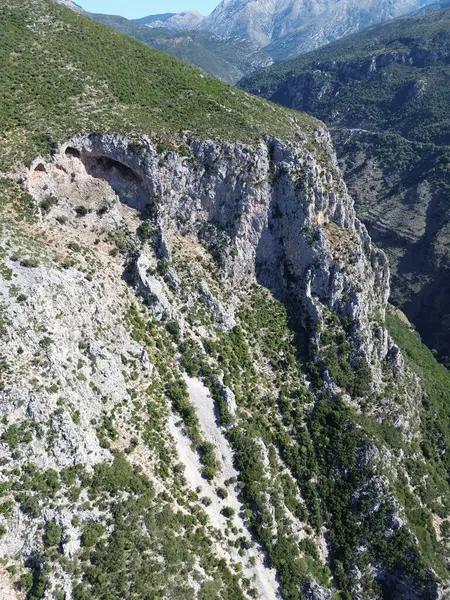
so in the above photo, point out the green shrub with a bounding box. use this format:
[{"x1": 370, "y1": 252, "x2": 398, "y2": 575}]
[
  {"x1": 90, "y1": 452, "x2": 154, "y2": 497},
  {"x1": 217, "y1": 487, "x2": 228, "y2": 499},
  {"x1": 39, "y1": 196, "x2": 58, "y2": 213},
  {"x1": 44, "y1": 522, "x2": 62, "y2": 547},
  {"x1": 199, "y1": 442, "x2": 219, "y2": 481},
  {"x1": 1, "y1": 424, "x2": 32, "y2": 449},
  {"x1": 20, "y1": 257, "x2": 39, "y2": 268},
  {"x1": 221, "y1": 507, "x2": 235, "y2": 519},
  {"x1": 165, "y1": 320, "x2": 181, "y2": 340},
  {"x1": 157, "y1": 259, "x2": 170, "y2": 276},
  {"x1": 81, "y1": 522, "x2": 105, "y2": 547},
  {"x1": 75, "y1": 206, "x2": 89, "y2": 217},
  {"x1": 0, "y1": 500, "x2": 13, "y2": 516},
  {"x1": 18, "y1": 495, "x2": 41, "y2": 518}
]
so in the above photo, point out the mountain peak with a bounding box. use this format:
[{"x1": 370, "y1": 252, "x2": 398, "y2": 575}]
[{"x1": 200, "y1": 0, "x2": 437, "y2": 57}]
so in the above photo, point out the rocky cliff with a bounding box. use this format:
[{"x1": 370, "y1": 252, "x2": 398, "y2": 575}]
[
  {"x1": 1, "y1": 1, "x2": 450, "y2": 599},
  {"x1": 239, "y1": 5, "x2": 450, "y2": 365},
  {"x1": 54, "y1": 0, "x2": 85, "y2": 13}
]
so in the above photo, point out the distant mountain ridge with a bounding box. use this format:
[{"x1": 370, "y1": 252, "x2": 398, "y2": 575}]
[
  {"x1": 98, "y1": 0, "x2": 439, "y2": 63},
  {"x1": 132, "y1": 10, "x2": 204, "y2": 30},
  {"x1": 199, "y1": 0, "x2": 437, "y2": 59},
  {"x1": 87, "y1": 0, "x2": 438, "y2": 78},
  {"x1": 415, "y1": 0, "x2": 450, "y2": 12}
]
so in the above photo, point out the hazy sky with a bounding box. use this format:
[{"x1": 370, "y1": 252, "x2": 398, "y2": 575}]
[{"x1": 77, "y1": 0, "x2": 218, "y2": 18}]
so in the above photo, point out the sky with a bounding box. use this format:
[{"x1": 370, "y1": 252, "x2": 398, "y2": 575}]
[{"x1": 77, "y1": 0, "x2": 218, "y2": 18}]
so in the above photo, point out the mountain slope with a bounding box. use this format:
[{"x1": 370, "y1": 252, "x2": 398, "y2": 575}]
[
  {"x1": 240, "y1": 6, "x2": 450, "y2": 142},
  {"x1": 200, "y1": 0, "x2": 436, "y2": 60},
  {"x1": 88, "y1": 13, "x2": 273, "y2": 84},
  {"x1": 1, "y1": 1, "x2": 450, "y2": 600},
  {"x1": 240, "y1": 6, "x2": 450, "y2": 365}
]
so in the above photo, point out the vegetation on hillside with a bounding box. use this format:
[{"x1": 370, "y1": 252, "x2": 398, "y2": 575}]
[
  {"x1": 1, "y1": 1, "x2": 450, "y2": 599},
  {"x1": 0, "y1": 0, "x2": 315, "y2": 170}
]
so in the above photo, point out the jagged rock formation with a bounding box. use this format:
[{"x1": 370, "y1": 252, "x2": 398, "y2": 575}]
[
  {"x1": 239, "y1": 5, "x2": 450, "y2": 365},
  {"x1": 200, "y1": 0, "x2": 436, "y2": 60},
  {"x1": 1, "y1": 1, "x2": 450, "y2": 599}
]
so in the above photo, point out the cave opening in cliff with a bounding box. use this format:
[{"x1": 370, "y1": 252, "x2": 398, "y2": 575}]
[
  {"x1": 65, "y1": 147, "x2": 81, "y2": 159},
  {"x1": 76, "y1": 152, "x2": 150, "y2": 212}
]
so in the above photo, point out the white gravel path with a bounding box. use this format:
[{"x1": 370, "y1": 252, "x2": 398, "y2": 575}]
[{"x1": 168, "y1": 375, "x2": 281, "y2": 600}]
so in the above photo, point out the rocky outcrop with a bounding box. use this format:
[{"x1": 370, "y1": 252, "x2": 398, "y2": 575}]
[
  {"x1": 239, "y1": 5, "x2": 450, "y2": 363},
  {"x1": 54, "y1": 0, "x2": 85, "y2": 14},
  {"x1": 26, "y1": 132, "x2": 421, "y2": 445}
]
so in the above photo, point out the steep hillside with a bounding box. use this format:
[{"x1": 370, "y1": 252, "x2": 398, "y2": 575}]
[
  {"x1": 200, "y1": 0, "x2": 436, "y2": 60},
  {"x1": 0, "y1": 0, "x2": 310, "y2": 171},
  {"x1": 89, "y1": 13, "x2": 273, "y2": 84},
  {"x1": 240, "y1": 6, "x2": 450, "y2": 365},
  {"x1": 2, "y1": 2, "x2": 450, "y2": 600}
]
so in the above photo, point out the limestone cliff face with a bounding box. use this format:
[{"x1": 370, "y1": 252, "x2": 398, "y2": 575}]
[
  {"x1": 28, "y1": 131, "x2": 393, "y2": 382},
  {"x1": 0, "y1": 129, "x2": 443, "y2": 600},
  {"x1": 54, "y1": 0, "x2": 85, "y2": 14}
]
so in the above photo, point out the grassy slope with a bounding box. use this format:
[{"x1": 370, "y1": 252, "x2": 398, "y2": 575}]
[{"x1": 0, "y1": 0, "x2": 315, "y2": 170}]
